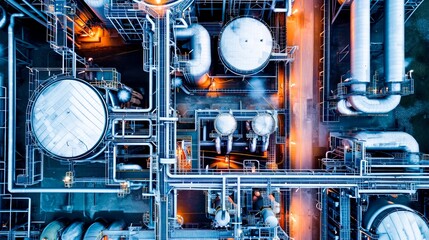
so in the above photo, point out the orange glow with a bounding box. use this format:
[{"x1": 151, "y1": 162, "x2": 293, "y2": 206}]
[{"x1": 292, "y1": 9, "x2": 299, "y2": 15}]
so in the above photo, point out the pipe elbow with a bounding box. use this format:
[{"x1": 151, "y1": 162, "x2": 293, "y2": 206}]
[{"x1": 348, "y1": 95, "x2": 401, "y2": 114}]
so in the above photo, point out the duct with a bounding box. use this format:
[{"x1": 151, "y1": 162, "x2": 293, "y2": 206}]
[
  {"x1": 351, "y1": 132, "x2": 419, "y2": 164},
  {"x1": 338, "y1": 0, "x2": 404, "y2": 114},
  {"x1": 174, "y1": 24, "x2": 211, "y2": 85},
  {"x1": 226, "y1": 135, "x2": 233, "y2": 154}
]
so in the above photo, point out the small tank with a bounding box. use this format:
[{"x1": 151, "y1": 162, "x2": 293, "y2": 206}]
[
  {"x1": 252, "y1": 113, "x2": 276, "y2": 136},
  {"x1": 214, "y1": 113, "x2": 237, "y2": 136},
  {"x1": 83, "y1": 221, "x2": 106, "y2": 240},
  {"x1": 61, "y1": 222, "x2": 85, "y2": 240},
  {"x1": 218, "y1": 17, "x2": 273, "y2": 75},
  {"x1": 39, "y1": 220, "x2": 66, "y2": 240}
]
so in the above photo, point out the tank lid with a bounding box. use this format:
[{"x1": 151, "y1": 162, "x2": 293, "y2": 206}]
[
  {"x1": 31, "y1": 79, "x2": 107, "y2": 159},
  {"x1": 214, "y1": 113, "x2": 237, "y2": 136},
  {"x1": 252, "y1": 113, "x2": 276, "y2": 136},
  {"x1": 218, "y1": 17, "x2": 273, "y2": 75}
]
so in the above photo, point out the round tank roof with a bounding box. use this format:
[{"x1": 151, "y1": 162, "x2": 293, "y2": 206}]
[
  {"x1": 252, "y1": 113, "x2": 276, "y2": 136},
  {"x1": 218, "y1": 17, "x2": 273, "y2": 75},
  {"x1": 214, "y1": 113, "x2": 237, "y2": 136},
  {"x1": 31, "y1": 79, "x2": 107, "y2": 159},
  {"x1": 371, "y1": 210, "x2": 429, "y2": 240}
]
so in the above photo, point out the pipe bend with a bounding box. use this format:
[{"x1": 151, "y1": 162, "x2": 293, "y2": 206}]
[
  {"x1": 174, "y1": 24, "x2": 211, "y2": 85},
  {"x1": 348, "y1": 95, "x2": 401, "y2": 114}
]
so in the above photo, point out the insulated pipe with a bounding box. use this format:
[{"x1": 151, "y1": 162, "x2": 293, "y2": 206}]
[
  {"x1": 250, "y1": 137, "x2": 257, "y2": 153},
  {"x1": 215, "y1": 136, "x2": 221, "y2": 154},
  {"x1": 338, "y1": 1, "x2": 405, "y2": 114},
  {"x1": 226, "y1": 135, "x2": 233, "y2": 154},
  {"x1": 385, "y1": 0, "x2": 404, "y2": 92},
  {"x1": 174, "y1": 24, "x2": 211, "y2": 85},
  {"x1": 350, "y1": 0, "x2": 370, "y2": 92},
  {"x1": 262, "y1": 135, "x2": 269, "y2": 152},
  {"x1": 351, "y1": 131, "x2": 420, "y2": 164}
]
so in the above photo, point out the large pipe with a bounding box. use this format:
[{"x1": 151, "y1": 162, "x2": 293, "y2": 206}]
[
  {"x1": 0, "y1": 6, "x2": 6, "y2": 29},
  {"x1": 347, "y1": 132, "x2": 419, "y2": 164},
  {"x1": 174, "y1": 24, "x2": 211, "y2": 85},
  {"x1": 338, "y1": 1, "x2": 404, "y2": 115}
]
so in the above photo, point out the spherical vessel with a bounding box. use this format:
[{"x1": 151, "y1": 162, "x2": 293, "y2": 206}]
[
  {"x1": 30, "y1": 79, "x2": 108, "y2": 159},
  {"x1": 214, "y1": 113, "x2": 237, "y2": 136},
  {"x1": 252, "y1": 113, "x2": 276, "y2": 136},
  {"x1": 218, "y1": 17, "x2": 273, "y2": 75}
]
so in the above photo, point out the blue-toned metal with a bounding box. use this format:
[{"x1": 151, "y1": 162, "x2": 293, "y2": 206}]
[
  {"x1": 218, "y1": 17, "x2": 273, "y2": 75},
  {"x1": 30, "y1": 78, "x2": 108, "y2": 159}
]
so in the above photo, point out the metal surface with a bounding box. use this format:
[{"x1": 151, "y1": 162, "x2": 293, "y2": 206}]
[
  {"x1": 175, "y1": 24, "x2": 211, "y2": 84},
  {"x1": 218, "y1": 17, "x2": 273, "y2": 75},
  {"x1": 30, "y1": 79, "x2": 107, "y2": 159},
  {"x1": 337, "y1": 1, "x2": 405, "y2": 115},
  {"x1": 214, "y1": 113, "x2": 237, "y2": 136},
  {"x1": 252, "y1": 113, "x2": 276, "y2": 136},
  {"x1": 366, "y1": 205, "x2": 429, "y2": 240}
]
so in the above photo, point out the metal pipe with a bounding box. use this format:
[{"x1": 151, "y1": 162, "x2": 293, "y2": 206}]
[
  {"x1": 215, "y1": 136, "x2": 221, "y2": 154},
  {"x1": 7, "y1": 13, "x2": 24, "y2": 194},
  {"x1": 338, "y1": 1, "x2": 404, "y2": 114},
  {"x1": 22, "y1": 0, "x2": 47, "y2": 22},
  {"x1": 174, "y1": 24, "x2": 211, "y2": 85},
  {"x1": 222, "y1": 177, "x2": 226, "y2": 211},
  {"x1": 250, "y1": 137, "x2": 257, "y2": 153},
  {"x1": 0, "y1": 6, "x2": 6, "y2": 29},
  {"x1": 5, "y1": 0, "x2": 47, "y2": 27},
  {"x1": 226, "y1": 135, "x2": 233, "y2": 154}
]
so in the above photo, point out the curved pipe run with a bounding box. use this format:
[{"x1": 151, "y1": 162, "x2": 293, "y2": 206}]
[
  {"x1": 174, "y1": 24, "x2": 211, "y2": 85},
  {"x1": 338, "y1": 0, "x2": 404, "y2": 115}
]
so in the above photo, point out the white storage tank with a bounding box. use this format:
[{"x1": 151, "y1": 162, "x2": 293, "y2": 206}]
[
  {"x1": 218, "y1": 17, "x2": 273, "y2": 75},
  {"x1": 252, "y1": 113, "x2": 276, "y2": 136},
  {"x1": 366, "y1": 204, "x2": 429, "y2": 239},
  {"x1": 214, "y1": 113, "x2": 237, "y2": 136},
  {"x1": 30, "y1": 78, "x2": 108, "y2": 159}
]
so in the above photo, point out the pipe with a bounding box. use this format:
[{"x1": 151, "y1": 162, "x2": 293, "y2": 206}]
[
  {"x1": 338, "y1": 1, "x2": 404, "y2": 114},
  {"x1": 250, "y1": 137, "x2": 257, "y2": 153},
  {"x1": 0, "y1": 6, "x2": 5, "y2": 29},
  {"x1": 215, "y1": 136, "x2": 221, "y2": 154},
  {"x1": 226, "y1": 135, "x2": 233, "y2": 154},
  {"x1": 262, "y1": 135, "x2": 269, "y2": 152},
  {"x1": 365, "y1": 204, "x2": 413, "y2": 230},
  {"x1": 7, "y1": 13, "x2": 24, "y2": 194},
  {"x1": 351, "y1": 131, "x2": 419, "y2": 164},
  {"x1": 174, "y1": 24, "x2": 211, "y2": 85},
  {"x1": 222, "y1": 177, "x2": 226, "y2": 211},
  {"x1": 5, "y1": 0, "x2": 47, "y2": 27}
]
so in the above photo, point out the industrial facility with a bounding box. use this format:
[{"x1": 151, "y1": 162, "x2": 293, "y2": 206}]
[{"x1": 0, "y1": 0, "x2": 429, "y2": 239}]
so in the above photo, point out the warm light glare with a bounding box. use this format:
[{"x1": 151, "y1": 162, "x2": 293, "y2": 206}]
[{"x1": 292, "y1": 9, "x2": 299, "y2": 15}]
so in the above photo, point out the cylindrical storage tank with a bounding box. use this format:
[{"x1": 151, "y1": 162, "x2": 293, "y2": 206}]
[
  {"x1": 30, "y1": 78, "x2": 108, "y2": 159},
  {"x1": 61, "y1": 222, "x2": 85, "y2": 240},
  {"x1": 104, "y1": 220, "x2": 126, "y2": 240},
  {"x1": 251, "y1": 113, "x2": 276, "y2": 136},
  {"x1": 39, "y1": 220, "x2": 66, "y2": 240},
  {"x1": 214, "y1": 209, "x2": 230, "y2": 227},
  {"x1": 365, "y1": 204, "x2": 429, "y2": 239},
  {"x1": 83, "y1": 221, "x2": 106, "y2": 240},
  {"x1": 218, "y1": 17, "x2": 273, "y2": 75},
  {"x1": 261, "y1": 208, "x2": 278, "y2": 228},
  {"x1": 214, "y1": 113, "x2": 237, "y2": 136}
]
